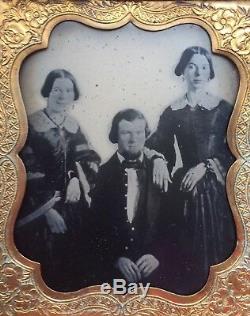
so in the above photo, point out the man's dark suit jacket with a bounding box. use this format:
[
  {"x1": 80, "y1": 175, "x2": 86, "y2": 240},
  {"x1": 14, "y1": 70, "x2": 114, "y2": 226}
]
[{"x1": 91, "y1": 153, "x2": 165, "y2": 285}]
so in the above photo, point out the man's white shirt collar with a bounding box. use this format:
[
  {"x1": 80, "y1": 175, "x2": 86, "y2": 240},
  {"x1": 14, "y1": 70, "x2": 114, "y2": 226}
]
[{"x1": 117, "y1": 151, "x2": 144, "y2": 164}]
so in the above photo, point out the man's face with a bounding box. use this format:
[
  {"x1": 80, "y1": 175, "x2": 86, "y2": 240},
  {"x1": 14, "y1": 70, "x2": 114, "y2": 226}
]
[{"x1": 117, "y1": 118, "x2": 146, "y2": 159}]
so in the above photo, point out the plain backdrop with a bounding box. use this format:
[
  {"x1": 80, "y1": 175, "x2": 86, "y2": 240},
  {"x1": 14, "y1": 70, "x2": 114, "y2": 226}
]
[{"x1": 20, "y1": 22, "x2": 239, "y2": 163}]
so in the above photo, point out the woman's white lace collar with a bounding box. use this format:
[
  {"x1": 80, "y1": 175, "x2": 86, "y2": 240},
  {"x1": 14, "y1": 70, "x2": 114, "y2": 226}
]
[
  {"x1": 171, "y1": 93, "x2": 221, "y2": 111},
  {"x1": 29, "y1": 109, "x2": 79, "y2": 133}
]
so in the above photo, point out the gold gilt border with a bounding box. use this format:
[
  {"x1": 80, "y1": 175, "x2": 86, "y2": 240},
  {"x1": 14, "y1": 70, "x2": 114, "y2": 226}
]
[{"x1": 0, "y1": 1, "x2": 249, "y2": 315}]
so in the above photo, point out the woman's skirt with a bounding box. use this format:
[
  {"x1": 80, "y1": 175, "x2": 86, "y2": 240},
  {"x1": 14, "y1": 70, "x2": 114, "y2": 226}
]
[{"x1": 165, "y1": 170, "x2": 236, "y2": 294}]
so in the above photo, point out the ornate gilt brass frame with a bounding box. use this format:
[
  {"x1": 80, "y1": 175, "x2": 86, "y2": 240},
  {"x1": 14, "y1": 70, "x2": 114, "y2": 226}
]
[{"x1": 0, "y1": 1, "x2": 249, "y2": 315}]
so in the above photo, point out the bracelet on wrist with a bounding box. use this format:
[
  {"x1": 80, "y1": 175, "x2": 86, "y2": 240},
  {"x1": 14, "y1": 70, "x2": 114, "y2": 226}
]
[
  {"x1": 68, "y1": 170, "x2": 76, "y2": 179},
  {"x1": 151, "y1": 155, "x2": 167, "y2": 162}
]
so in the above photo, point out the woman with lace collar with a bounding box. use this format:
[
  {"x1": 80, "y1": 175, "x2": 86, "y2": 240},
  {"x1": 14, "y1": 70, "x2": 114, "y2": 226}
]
[
  {"x1": 147, "y1": 46, "x2": 236, "y2": 294},
  {"x1": 15, "y1": 69, "x2": 100, "y2": 292}
]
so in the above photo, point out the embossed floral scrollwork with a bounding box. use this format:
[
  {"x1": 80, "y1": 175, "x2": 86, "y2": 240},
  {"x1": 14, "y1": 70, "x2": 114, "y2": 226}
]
[
  {"x1": 0, "y1": 247, "x2": 7, "y2": 266},
  {"x1": 193, "y1": 5, "x2": 250, "y2": 62},
  {"x1": 25, "y1": 7, "x2": 48, "y2": 28},
  {"x1": 211, "y1": 9, "x2": 237, "y2": 34},
  {"x1": 0, "y1": 263, "x2": 23, "y2": 293},
  {"x1": 228, "y1": 268, "x2": 250, "y2": 297},
  {"x1": 0, "y1": 21, "x2": 31, "y2": 49},
  {"x1": 87, "y1": 0, "x2": 121, "y2": 8},
  {"x1": 206, "y1": 288, "x2": 240, "y2": 316},
  {"x1": 0, "y1": 2, "x2": 10, "y2": 27},
  {"x1": 231, "y1": 27, "x2": 250, "y2": 57},
  {"x1": 12, "y1": 284, "x2": 40, "y2": 311}
]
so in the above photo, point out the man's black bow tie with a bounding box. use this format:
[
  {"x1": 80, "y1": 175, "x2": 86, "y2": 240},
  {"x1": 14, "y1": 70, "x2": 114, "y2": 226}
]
[{"x1": 122, "y1": 159, "x2": 143, "y2": 169}]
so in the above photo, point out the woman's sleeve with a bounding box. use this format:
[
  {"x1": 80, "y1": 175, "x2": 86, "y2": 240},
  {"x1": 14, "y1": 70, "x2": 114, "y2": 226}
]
[
  {"x1": 17, "y1": 126, "x2": 51, "y2": 220},
  {"x1": 212, "y1": 101, "x2": 235, "y2": 169},
  {"x1": 70, "y1": 127, "x2": 101, "y2": 191},
  {"x1": 72, "y1": 127, "x2": 101, "y2": 165},
  {"x1": 146, "y1": 107, "x2": 176, "y2": 173},
  {"x1": 20, "y1": 127, "x2": 41, "y2": 173},
  {"x1": 206, "y1": 101, "x2": 235, "y2": 184}
]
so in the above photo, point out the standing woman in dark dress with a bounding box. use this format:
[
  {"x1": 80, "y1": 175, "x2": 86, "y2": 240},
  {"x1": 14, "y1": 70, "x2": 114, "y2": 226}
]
[
  {"x1": 147, "y1": 46, "x2": 236, "y2": 294},
  {"x1": 15, "y1": 69, "x2": 100, "y2": 292}
]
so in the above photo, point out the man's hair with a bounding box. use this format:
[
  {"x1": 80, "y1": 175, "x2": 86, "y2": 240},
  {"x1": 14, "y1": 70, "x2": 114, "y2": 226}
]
[
  {"x1": 41, "y1": 69, "x2": 80, "y2": 100},
  {"x1": 109, "y1": 108, "x2": 151, "y2": 144}
]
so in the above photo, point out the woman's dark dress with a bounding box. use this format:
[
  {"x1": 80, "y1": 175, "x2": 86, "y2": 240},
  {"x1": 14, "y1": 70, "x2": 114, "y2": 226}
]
[
  {"x1": 147, "y1": 97, "x2": 236, "y2": 294},
  {"x1": 14, "y1": 110, "x2": 100, "y2": 292}
]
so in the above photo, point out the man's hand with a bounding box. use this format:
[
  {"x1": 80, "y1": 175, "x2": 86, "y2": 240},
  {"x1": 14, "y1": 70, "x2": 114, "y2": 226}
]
[
  {"x1": 65, "y1": 177, "x2": 81, "y2": 203},
  {"x1": 115, "y1": 257, "x2": 142, "y2": 283},
  {"x1": 45, "y1": 208, "x2": 67, "y2": 234},
  {"x1": 180, "y1": 162, "x2": 207, "y2": 192},
  {"x1": 136, "y1": 254, "x2": 159, "y2": 278},
  {"x1": 153, "y1": 158, "x2": 172, "y2": 192}
]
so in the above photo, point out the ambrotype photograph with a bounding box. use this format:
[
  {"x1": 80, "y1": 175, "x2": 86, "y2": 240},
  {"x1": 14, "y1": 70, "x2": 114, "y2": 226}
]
[{"x1": 14, "y1": 21, "x2": 238, "y2": 295}]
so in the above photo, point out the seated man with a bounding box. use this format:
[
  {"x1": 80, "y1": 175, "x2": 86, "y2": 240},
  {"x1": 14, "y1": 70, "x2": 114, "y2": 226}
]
[{"x1": 92, "y1": 109, "x2": 167, "y2": 286}]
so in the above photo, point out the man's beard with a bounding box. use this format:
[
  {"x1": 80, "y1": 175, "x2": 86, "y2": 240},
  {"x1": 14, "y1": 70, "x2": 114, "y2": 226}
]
[{"x1": 120, "y1": 150, "x2": 142, "y2": 160}]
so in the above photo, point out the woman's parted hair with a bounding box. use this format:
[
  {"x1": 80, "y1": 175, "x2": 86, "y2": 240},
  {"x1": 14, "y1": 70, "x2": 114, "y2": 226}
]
[
  {"x1": 41, "y1": 69, "x2": 80, "y2": 100},
  {"x1": 109, "y1": 108, "x2": 151, "y2": 144},
  {"x1": 175, "y1": 46, "x2": 215, "y2": 79}
]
